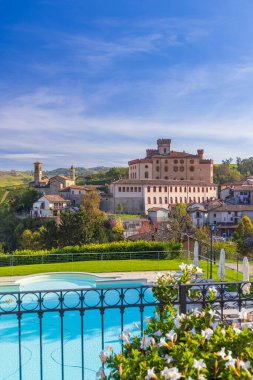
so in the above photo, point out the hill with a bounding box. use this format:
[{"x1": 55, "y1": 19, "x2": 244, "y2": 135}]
[{"x1": 0, "y1": 171, "x2": 33, "y2": 188}]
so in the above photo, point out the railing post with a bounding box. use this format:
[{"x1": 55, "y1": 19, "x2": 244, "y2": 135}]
[{"x1": 179, "y1": 284, "x2": 187, "y2": 314}]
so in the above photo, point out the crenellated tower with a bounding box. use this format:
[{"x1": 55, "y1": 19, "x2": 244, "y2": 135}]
[{"x1": 34, "y1": 161, "x2": 42, "y2": 186}]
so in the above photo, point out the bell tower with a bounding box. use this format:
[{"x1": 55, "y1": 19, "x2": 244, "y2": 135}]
[
  {"x1": 34, "y1": 161, "x2": 42, "y2": 186},
  {"x1": 70, "y1": 165, "x2": 76, "y2": 182}
]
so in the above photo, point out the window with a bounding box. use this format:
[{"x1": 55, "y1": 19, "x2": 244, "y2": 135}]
[
  {"x1": 165, "y1": 159, "x2": 168, "y2": 163},
  {"x1": 170, "y1": 197, "x2": 173, "y2": 204},
  {"x1": 189, "y1": 187, "x2": 191, "y2": 192},
  {"x1": 180, "y1": 159, "x2": 184, "y2": 164},
  {"x1": 175, "y1": 187, "x2": 177, "y2": 192},
  {"x1": 180, "y1": 166, "x2": 184, "y2": 172},
  {"x1": 189, "y1": 197, "x2": 192, "y2": 203},
  {"x1": 159, "y1": 186, "x2": 162, "y2": 192},
  {"x1": 165, "y1": 166, "x2": 168, "y2": 172},
  {"x1": 145, "y1": 164, "x2": 148, "y2": 168},
  {"x1": 175, "y1": 197, "x2": 178, "y2": 203},
  {"x1": 165, "y1": 197, "x2": 168, "y2": 203},
  {"x1": 119, "y1": 187, "x2": 121, "y2": 192},
  {"x1": 145, "y1": 172, "x2": 149, "y2": 178},
  {"x1": 179, "y1": 187, "x2": 182, "y2": 192},
  {"x1": 134, "y1": 187, "x2": 137, "y2": 192},
  {"x1": 126, "y1": 187, "x2": 129, "y2": 192},
  {"x1": 153, "y1": 197, "x2": 156, "y2": 204},
  {"x1": 214, "y1": 213, "x2": 216, "y2": 217},
  {"x1": 184, "y1": 187, "x2": 187, "y2": 192},
  {"x1": 164, "y1": 148, "x2": 166, "y2": 153},
  {"x1": 138, "y1": 187, "x2": 141, "y2": 192},
  {"x1": 202, "y1": 187, "x2": 204, "y2": 192},
  {"x1": 202, "y1": 197, "x2": 204, "y2": 202},
  {"x1": 170, "y1": 186, "x2": 173, "y2": 192},
  {"x1": 156, "y1": 160, "x2": 159, "y2": 164},
  {"x1": 164, "y1": 186, "x2": 167, "y2": 191},
  {"x1": 159, "y1": 197, "x2": 162, "y2": 203},
  {"x1": 153, "y1": 186, "x2": 156, "y2": 192},
  {"x1": 148, "y1": 197, "x2": 151, "y2": 204},
  {"x1": 122, "y1": 187, "x2": 125, "y2": 192},
  {"x1": 164, "y1": 176, "x2": 168, "y2": 179},
  {"x1": 190, "y1": 166, "x2": 194, "y2": 172},
  {"x1": 147, "y1": 186, "x2": 150, "y2": 192},
  {"x1": 193, "y1": 187, "x2": 195, "y2": 192},
  {"x1": 156, "y1": 166, "x2": 159, "y2": 172},
  {"x1": 174, "y1": 166, "x2": 178, "y2": 172},
  {"x1": 180, "y1": 197, "x2": 182, "y2": 202},
  {"x1": 198, "y1": 197, "x2": 200, "y2": 202},
  {"x1": 174, "y1": 159, "x2": 178, "y2": 164},
  {"x1": 184, "y1": 197, "x2": 187, "y2": 203},
  {"x1": 130, "y1": 187, "x2": 133, "y2": 192},
  {"x1": 190, "y1": 159, "x2": 194, "y2": 164},
  {"x1": 198, "y1": 187, "x2": 200, "y2": 192}
]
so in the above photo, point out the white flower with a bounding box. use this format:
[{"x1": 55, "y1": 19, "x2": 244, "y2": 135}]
[
  {"x1": 133, "y1": 322, "x2": 140, "y2": 329},
  {"x1": 198, "y1": 375, "x2": 206, "y2": 380},
  {"x1": 209, "y1": 286, "x2": 218, "y2": 297},
  {"x1": 195, "y1": 266, "x2": 203, "y2": 274},
  {"x1": 99, "y1": 350, "x2": 109, "y2": 363},
  {"x1": 165, "y1": 354, "x2": 173, "y2": 364},
  {"x1": 193, "y1": 359, "x2": 206, "y2": 371},
  {"x1": 145, "y1": 367, "x2": 157, "y2": 379},
  {"x1": 238, "y1": 308, "x2": 248, "y2": 320},
  {"x1": 174, "y1": 316, "x2": 181, "y2": 329},
  {"x1": 233, "y1": 326, "x2": 241, "y2": 335},
  {"x1": 201, "y1": 328, "x2": 213, "y2": 341},
  {"x1": 159, "y1": 337, "x2": 168, "y2": 347},
  {"x1": 119, "y1": 331, "x2": 130, "y2": 343},
  {"x1": 193, "y1": 359, "x2": 207, "y2": 371},
  {"x1": 208, "y1": 309, "x2": 218, "y2": 318},
  {"x1": 179, "y1": 263, "x2": 187, "y2": 271},
  {"x1": 140, "y1": 335, "x2": 152, "y2": 350},
  {"x1": 225, "y1": 351, "x2": 236, "y2": 368},
  {"x1": 154, "y1": 329, "x2": 162, "y2": 337},
  {"x1": 190, "y1": 327, "x2": 196, "y2": 336},
  {"x1": 221, "y1": 328, "x2": 226, "y2": 336},
  {"x1": 161, "y1": 367, "x2": 181, "y2": 380},
  {"x1": 217, "y1": 347, "x2": 226, "y2": 359},
  {"x1": 166, "y1": 330, "x2": 177, "y2": 342},
  {"x1": 192, "y1": 308, "x2": 200, "y2": 317},
  {"x1": 145, "y1": 316, "x2": 152, "y2": 323},
  {"x1": 240, "y1": 360, "x2": 251, "y2": 370}
]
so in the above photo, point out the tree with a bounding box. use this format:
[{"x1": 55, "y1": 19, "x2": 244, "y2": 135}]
[
  {"x1": 234, "y1": 216, "x2": 253, "y2": 254},
  {"x1": 20, "y1": 229, "x2": 41, "y2": 250},
  {"x1": 116, "y1": 202, "x2": 123, "y2": 214},
  {"x1": 168, "y1": 203, "x2": 193, "y2": 242},
  {"x1": 214, "y1": 159, "x2": 241, "y2": 185}
]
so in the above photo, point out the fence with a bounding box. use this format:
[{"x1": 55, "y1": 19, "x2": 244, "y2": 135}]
[{"x1": 0, "y1": 281, "x2": 253, "y2": 380}]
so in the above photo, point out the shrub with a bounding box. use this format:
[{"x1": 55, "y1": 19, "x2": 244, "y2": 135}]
[{"x1": 99, "y1": 264, "x2": 253, "y2": 380}]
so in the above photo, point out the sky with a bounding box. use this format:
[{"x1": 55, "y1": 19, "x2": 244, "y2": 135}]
[{"x1": 1, "y1": 0, "x2": 253, "y2": 170}]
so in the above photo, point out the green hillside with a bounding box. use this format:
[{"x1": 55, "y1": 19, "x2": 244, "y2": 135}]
[{"x1": 0, "y1": 171, "x2": 32, "y2": 187}]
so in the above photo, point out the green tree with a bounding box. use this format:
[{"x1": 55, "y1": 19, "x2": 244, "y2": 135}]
[
  {"x1": 168, "y1": 203, "x2": 193, "y2": 242},
  {"x1": 214, "y1": 159, "x2": 241, "y2": 185},
  {"x1": 234, "y1": 216, "x2": 253, "y2": 254},
  {"x1": 116, "y1": 202, "x2": 123, "y2": 214}
]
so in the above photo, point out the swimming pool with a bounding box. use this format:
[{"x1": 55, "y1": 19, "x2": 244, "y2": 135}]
[{"x1": 0, "y1": 273, "x2": 156, "y2": 380}]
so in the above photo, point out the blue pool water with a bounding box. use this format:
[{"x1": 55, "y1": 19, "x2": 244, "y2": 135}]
[{"x1": 0, "y1": 273, "x2": 155, "y2": 380}]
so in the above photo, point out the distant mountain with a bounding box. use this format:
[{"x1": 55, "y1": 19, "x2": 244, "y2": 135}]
[{"x1": 44, "y1": 166, "x2": 111, "y2": 177}]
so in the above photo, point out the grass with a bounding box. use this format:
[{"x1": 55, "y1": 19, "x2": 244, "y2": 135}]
[
  {"x1": 0, "y1": 171, "x2": 32, "y2": 187},
  {"x1": 0, "y1": 258, "x2": 245, "y2": 281},
  {"x1": 110, "y1": 213, "x2": 141, "y2": 218}
]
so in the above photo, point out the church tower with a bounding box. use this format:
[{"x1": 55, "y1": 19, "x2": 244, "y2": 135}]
[
  {"x1": 34, "y1": 161, "x2": 42, "y2": 186},
  {"x1": 70, "y1": 165, "x2": 76, "y2": 182}
]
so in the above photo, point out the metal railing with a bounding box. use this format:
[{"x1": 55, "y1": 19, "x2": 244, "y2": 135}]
[{"x1": 0, "y1": 281, "x2": 253, "y2": 380}]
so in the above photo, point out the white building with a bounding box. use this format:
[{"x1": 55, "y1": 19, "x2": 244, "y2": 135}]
[
  {"x1": 31, "y1": 195, "x2": 70, "y2": 218},
  {"x1": 104, "y1": 179, "x2": 218, "y2": 214}
]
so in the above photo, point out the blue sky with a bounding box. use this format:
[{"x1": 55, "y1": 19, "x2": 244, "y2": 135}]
[{"x1": 1, "y1": 0, "x2": 253, "y2": 169}]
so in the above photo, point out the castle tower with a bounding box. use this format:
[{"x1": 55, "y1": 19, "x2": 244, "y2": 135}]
[
  {"x1": 157, "y1": 139, "x2": 171, "y2": 155},
  {"x1": 70, "y1": 165, "x2": 76, "y2": 182},
  {"x1": 34, "y1": 161, "x2": 42, "y2": 186}
]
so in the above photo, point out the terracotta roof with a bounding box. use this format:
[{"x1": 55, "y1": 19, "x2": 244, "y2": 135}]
[
  {"x1": 44, "y1": 195, "x2": 69, "y2": 203},
  {"x1": 49, "y1": 175, "x2": 72, "y2": 182},
  {"x1": 208, "y1": 203, "x2": 253, "y2": 212},
  {"x1": 60, "y1": 185, "x2": 96, "y2": 192},
  {"x1": 233, "y1": 185, "x2": 253, "y2": 191}
]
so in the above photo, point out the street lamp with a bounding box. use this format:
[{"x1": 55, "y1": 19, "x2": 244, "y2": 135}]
[{"x1": 209, "y1": 224, "x2": 215, "y2": 279}]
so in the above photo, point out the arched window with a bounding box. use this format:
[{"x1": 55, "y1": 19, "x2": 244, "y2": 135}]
[
  {"x1": 153, "y1": 197, "x2": 156, "y2": 204},
  {"x1": 148, "y1": 197, "x2": 151, "y2": 204}
]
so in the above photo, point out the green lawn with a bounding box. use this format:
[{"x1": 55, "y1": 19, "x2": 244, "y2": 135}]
[{"x1": 0, "y1": 259, "x2": 245, "y2": 282}]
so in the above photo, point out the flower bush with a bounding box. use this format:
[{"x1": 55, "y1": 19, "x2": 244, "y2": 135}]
[{"x1": 98, "y1": 264, "x2": 253, "y2": 380}]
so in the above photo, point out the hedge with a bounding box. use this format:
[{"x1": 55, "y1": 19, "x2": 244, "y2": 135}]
[{"x1": 0, "y1": 241, "x2": 182, "y2": 267}]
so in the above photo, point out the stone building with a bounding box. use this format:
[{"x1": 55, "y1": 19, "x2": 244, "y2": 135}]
[
  {"x1": 128, "y1": 139, "x2": 213, "y2": 183},
  {"x1": 30, "y1": 162, "x2": 76, "y2": 195}
]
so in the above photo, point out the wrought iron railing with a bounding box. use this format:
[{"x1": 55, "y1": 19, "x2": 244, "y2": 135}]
[{"x1": 0, "y1": 281, "x2": 253, "y2": 379}]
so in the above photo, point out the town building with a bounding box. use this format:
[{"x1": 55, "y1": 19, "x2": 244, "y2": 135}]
[
  {"x1": 128, "y1": 139, "x2": 213, "y2": 183},
  {"x1": 105, "y1": 179, "x2": 217, "y2": 214},
  {"x1": 59, "y1": 185, "x2": 97, "y2": 206},
  {"x1": 220, "y1": 177, "x2": 253, "y2": 205},
  {"x1": 31, "y1": 195, "x2": 70, "y2": 218},
  {"x1": 30, "y1": 162, "x2": 76, "y2": 195}
]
